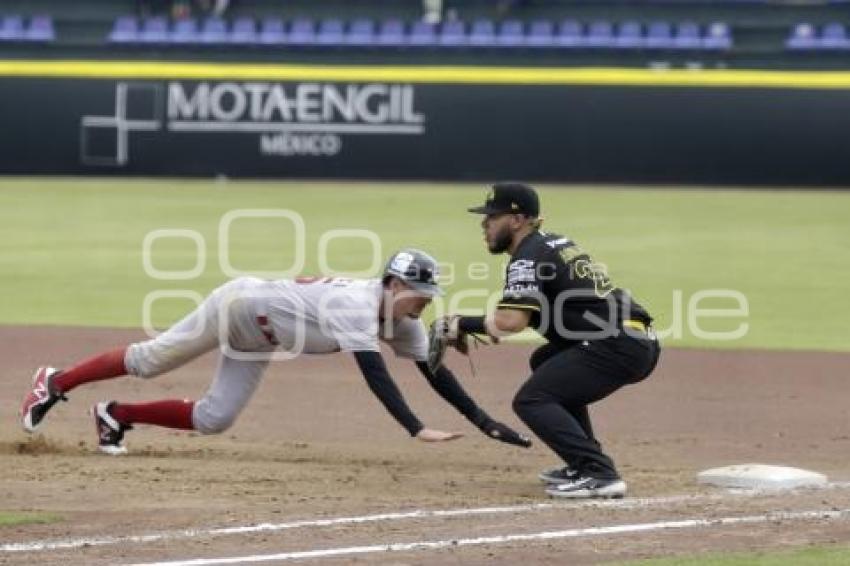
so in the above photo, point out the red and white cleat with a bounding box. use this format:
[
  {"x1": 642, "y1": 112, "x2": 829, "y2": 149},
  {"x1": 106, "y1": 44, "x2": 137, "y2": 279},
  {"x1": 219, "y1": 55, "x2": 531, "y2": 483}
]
[{"x1": 21, "y1": 366, "x2": 66, "y2": 433}]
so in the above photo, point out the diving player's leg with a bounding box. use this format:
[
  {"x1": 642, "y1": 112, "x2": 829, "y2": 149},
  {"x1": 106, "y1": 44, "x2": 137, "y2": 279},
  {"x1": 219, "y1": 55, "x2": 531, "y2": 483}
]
[
  {"x1": 93, "y1": 354, "x2": 269, "y2": 454},
  {"x1": 192, "y1": 355, "x2": 270, "y2": 434},
  {"x1": 93, "y1": 278, "x2": 275, "y2": 453},
  {"x1": 22, "y1": 282, "x2": 227, "y2": 432}
]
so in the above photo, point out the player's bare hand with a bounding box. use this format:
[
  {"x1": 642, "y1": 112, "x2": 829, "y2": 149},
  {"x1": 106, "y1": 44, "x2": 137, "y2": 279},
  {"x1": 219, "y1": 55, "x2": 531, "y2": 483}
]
[{"x1": 416, "y1": 428, "x2": 464, "y2": 442}]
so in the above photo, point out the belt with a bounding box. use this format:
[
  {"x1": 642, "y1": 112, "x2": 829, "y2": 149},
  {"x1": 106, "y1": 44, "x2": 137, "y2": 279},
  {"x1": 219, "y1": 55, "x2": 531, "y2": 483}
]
[
  {"x1": 622, "y1": 319, "x2": 656, "y2": 339},
  {"x1": 256, "y1": 315, "x2": 280, "y2": 346},
  {"x1": 622, "y1": 319, "x2": 647, "y2": 332}
]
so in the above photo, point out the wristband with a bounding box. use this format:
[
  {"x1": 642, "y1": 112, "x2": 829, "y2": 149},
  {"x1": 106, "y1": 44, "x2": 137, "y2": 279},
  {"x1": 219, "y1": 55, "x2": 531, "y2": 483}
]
[{"x1": 458, "y1": 316, "x2": 487, "y2": 335}]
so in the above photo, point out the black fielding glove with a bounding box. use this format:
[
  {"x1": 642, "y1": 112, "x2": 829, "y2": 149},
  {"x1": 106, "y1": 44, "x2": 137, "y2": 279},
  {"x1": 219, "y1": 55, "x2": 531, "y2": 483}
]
[{"x1": 479, "y1": 418, "x2": 532, "y2": 448}]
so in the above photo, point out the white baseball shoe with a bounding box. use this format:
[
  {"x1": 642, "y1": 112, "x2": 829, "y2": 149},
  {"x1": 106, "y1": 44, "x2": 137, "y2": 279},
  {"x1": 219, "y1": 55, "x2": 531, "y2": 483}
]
[{"x1": 545, "y1": 476, "x2": 627, "y2": 499}]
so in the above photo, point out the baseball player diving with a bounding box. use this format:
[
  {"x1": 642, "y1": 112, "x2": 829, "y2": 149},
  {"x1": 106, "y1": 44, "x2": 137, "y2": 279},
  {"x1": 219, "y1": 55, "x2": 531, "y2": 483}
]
[
  {"x1": 429, "y1": 183, "x2": 660, "y2": 499},
  {"x1": 21, "y1": 248, "x2": 531, "y2": 454}
]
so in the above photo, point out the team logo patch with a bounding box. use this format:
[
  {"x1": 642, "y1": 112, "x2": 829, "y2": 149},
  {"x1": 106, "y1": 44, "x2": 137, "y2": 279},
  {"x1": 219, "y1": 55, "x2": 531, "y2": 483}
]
[{"x1": 390, "y1": 252, "x2": 414, "y2": 274}]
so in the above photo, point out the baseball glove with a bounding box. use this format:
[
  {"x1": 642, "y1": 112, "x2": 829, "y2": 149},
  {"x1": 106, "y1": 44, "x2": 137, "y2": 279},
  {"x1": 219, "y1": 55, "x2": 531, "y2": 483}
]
[
  {"x1": 427, "y1": 315, "x2": 484, "y2": 374},
  {"x1": 478, "y1": 417, "x2": 533, "y2": 448}
]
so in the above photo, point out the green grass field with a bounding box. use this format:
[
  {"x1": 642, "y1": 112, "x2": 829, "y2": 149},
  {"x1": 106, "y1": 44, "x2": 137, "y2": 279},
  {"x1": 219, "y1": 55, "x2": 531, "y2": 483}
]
[
  {"x1": 0, "y1": 511, "x2": 62, "y2": 527},
  {"x1": 1, "y1": 177, "x2": 848, "y2": 351}
]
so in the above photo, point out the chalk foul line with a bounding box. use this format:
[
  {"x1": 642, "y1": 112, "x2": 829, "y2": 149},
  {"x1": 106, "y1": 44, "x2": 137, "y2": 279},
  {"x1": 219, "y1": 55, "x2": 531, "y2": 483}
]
[
  {"x1": 127, "y1": 508, "x2": 850, "y2": 566},
  {"x1": 4, "y1": 482, "x2": 850, "y2": 554}
]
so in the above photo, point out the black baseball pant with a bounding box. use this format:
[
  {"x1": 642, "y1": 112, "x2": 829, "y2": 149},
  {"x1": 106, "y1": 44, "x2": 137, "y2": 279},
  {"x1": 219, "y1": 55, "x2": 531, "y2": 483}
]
[{"x1": 512, "y1": 332, "x2": 660, "y2": 480}]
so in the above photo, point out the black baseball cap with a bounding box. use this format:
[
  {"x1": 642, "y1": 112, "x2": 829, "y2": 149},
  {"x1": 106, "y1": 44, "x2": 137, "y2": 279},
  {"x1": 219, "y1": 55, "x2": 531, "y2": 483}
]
[{"x1": 467, "y1": 182, "x2": 540, "y2": 217}]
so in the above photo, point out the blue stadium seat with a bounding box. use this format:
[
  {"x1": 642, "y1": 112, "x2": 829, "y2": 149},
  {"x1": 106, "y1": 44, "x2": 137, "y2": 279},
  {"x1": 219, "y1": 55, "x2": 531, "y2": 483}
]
[
  {"x1": 787, "y1": 22, "x2": 816, "y2": 50},
  {"x1": 346, "y1": 19, "x2": 375, "y2": 46},
  {"x1": 526, "y1": 20, "x2": 555, "y2": 48},
  {"x1": 200, "y1": 17, "x2": 227, "y2": 44},
  {"x1": 408, "y1": 21, "x2": 437, "y2": 46},
  {"x1": 703, "y1": 22, "x2": 732, "y2": 50},
  {"x1": 645, "y1": 21, "x2": 673, "y2": 49},
  {"x1": 820, "y1": 22, "x2": 849, "y2": 49},
  {"x1": 673, "y1": 21, "x2": 701, "y2": 49},
  {"x1": 258, "y1": 18, "x2": 285, "y2": 45},
  {"x1": 0, "y1": 15, "x2": 25, "y2": 41},
  {"x1": 377, "y1": 19, "x2": 405, "y2": 46},
  {"x1": 109, "y1": 16, "x2": 138, "y2": 43},
  {"x1": 586, "y1": 21, "x2": 614, "y2": 47},
  {"x1": 496, "y1": 20, "x2": 524, "y2": 47},
  {"x1": 170, "y1": 18, "x2": 199, "y2": 44},
  {"x1": 615, "y1": 21, "x2": 643, "y2": 48},
  {"x1": 287, "y1": 18, "x2": 316, "y2": 46},
  {"x1": 230, "y1": 17, "x2": 257, "y2": 44},
  {"x1": 139, "y1": 17, "x2": 168, "y2": 43},
  {"x1": 556, "y1": 20, "x2": 582, "y2": 47},
  {"x1": 316, "y1": 19, "x2": 345, "y2": 45},
  {"x1": 25, "y1": 15, "x2": 54, "y2": 42},
  {"x1": 469, "y1": 19, "x2": 495, "y2": 46},
  {"x1": 439, "y1": 20, "x2": 467, "y2": 46}
]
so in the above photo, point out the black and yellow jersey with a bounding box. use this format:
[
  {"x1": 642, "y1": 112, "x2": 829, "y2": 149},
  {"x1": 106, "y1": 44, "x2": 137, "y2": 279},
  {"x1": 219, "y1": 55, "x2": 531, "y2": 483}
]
[{"x1": 498, "y1": 230, "x2": 652, "y2": 344}]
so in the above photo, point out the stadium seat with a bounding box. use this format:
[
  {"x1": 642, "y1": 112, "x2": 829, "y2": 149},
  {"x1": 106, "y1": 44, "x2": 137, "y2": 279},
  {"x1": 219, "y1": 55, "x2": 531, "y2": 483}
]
[
  {"x1": 469, "y1": 19, "x2": 495, "y2": 46},
  {"x1": 496, "y1": 20, "x2": 524, "y2": 47},
  {"x1": 346, "y1": 19, "x2": 375, "y2": 46},
  {"x1": 556, "y1": 20, "x2": 582, "y2": 47},
  {"x1": 526, "y1": 20, "x2": 555, "y2": 48},
  {"x1": 787, "y1": 22, "x2": 816, "y2": 50},
  {"x1": 820, "y1": 22, "x2": 849, "y2": 49},
  {"x1": 439, "y1": 21, "x2": 467, "y2": 46},
  {"x1": 0, "y1": 15, "x2": 25, "y2": 41},
  {"x1": 645, "y1": 21, "x2": 673, "y2": 49},
  {"x1": 615, "y1": 21, "x2": 643, "y2": 48},
  {"x1": 703, "y1": 22, "x2": 732, "y2": 50},
  {"x1": 109, "y1": 16, "x2": 138, "y2": 43},
  {"x1": 139, "y1": 17, "x2": 168, "y2": 43},
  {"x1": 170, "y1": 18, "x2": 199, "y2": 44},
  {"x1": 316, "y1": 19, "x2": 345, "y2": 45},
  {"x1": 673, "y1": 21, "x2": 701, "y2": 49},
  {"x1": 230, "y1": 17, "x2": 257, "y2": 44},
  {"x1": 376, "y1": 19, "x2": 405, "y2": 46},
  {"x1": 258, "y1": 18, "x2": 285, "y2": 45},
  {"x1": 408, "y1": 22, "x2": 437, "y2": 46},
  {"x1": 200, "y1": 18, "x2": 227, "y2": 44},
  {"x1": 25, "y1": 15, "x2": 54, "y2": 42},
  {"x1": 287, "y1": 18, "x2": 316, "y2": 46},
  {"x1": 586, "y1": 21, "x2": 614, "y2": 48}
]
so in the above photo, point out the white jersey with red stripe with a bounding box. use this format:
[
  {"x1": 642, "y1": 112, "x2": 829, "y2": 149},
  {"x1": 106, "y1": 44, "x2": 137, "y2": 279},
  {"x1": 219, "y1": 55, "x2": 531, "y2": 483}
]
[{"x1": 257, "y1": 277, "x2": 427, "y2": 360}]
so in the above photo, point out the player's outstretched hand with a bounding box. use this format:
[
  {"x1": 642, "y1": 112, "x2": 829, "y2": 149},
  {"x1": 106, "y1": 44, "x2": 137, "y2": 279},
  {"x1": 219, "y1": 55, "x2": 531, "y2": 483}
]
[
  {"x1": 479, "y1": 418, "x2": 533, "y2": 448},
  {"x1": 416, "y1": 428, "x2": 464, "y2": 442}
]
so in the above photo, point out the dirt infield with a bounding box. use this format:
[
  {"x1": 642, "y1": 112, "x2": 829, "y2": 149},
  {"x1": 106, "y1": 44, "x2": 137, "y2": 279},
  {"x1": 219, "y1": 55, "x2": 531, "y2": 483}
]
[{"x1": 1, "y1": 326, "x2": 849, "y2": 564}]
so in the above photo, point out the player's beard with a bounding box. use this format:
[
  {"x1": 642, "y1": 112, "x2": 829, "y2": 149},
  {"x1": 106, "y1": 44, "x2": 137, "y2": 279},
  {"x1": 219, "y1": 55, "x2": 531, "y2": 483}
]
[{"x1": 488, "y1": 224, "x2": 513, "y2": 254}]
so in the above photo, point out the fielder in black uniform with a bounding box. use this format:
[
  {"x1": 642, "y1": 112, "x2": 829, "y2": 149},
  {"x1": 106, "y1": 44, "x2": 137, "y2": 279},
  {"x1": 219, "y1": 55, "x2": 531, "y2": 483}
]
[{"x1": 446, "y1": 182, "x2": 660, "y2": 498}]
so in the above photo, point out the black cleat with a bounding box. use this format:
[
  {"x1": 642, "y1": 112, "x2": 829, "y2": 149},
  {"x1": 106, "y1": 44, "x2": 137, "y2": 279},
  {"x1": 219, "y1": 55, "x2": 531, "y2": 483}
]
[
  {"x1": 92, "y1": 401, "x2": 132, "y2": 455},
  {"x1": 545, "y1": 476, "x2": 627, "y2": 499},
  {"x1": 538, "y1": 465, "x2": 581, "y2": 484}
]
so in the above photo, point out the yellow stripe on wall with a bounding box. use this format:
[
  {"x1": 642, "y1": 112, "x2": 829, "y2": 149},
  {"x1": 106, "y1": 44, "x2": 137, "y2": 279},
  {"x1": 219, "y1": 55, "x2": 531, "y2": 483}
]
[{"x1": 3, "y1": 59, "x2": 850, "y2": 89}]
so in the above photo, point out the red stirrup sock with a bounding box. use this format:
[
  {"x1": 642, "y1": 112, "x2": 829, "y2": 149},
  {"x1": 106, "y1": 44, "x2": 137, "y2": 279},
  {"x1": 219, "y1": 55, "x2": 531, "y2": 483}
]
[
  {"x1": 52, "y1": 347, "x2": 128, "y2": 394},
  {"x1": 109, "y1": 400, "x2": 195, "y2": 430}
]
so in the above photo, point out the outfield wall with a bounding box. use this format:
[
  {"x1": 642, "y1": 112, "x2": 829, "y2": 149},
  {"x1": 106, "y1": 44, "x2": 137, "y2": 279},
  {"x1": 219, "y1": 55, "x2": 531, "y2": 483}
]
[{"x1": 2, "y1": 60, "x2": 850, "y2": 185}]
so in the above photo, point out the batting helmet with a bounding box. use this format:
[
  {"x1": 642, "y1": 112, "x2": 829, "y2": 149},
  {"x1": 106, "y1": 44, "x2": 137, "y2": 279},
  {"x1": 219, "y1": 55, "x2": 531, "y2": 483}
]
[{"x1": 382, "y1": 249, "x2": 444, "y2": 297}]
